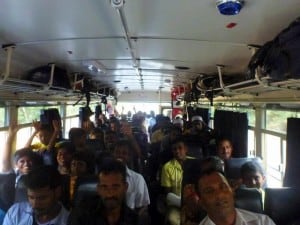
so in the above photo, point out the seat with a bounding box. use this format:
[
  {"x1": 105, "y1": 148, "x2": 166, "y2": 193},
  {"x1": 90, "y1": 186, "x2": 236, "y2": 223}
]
[
  {"x1": 234, "y1": 187, "x2": 263, "y2": 214},
  {"x1": 224, "y1": 157, "x2": 262, "y2": 180},
  {"x1": 264, "y1": 187, "x2": 300, "y2": 225},
  {"x1": 0, "y1": 173, "x2": 15, "y2": 211},
  {"x1": 72, "y1": 179, "x2": 98, "y2": 208},
  {"x1": 14, "y1": 176, "x2": 28, "y2": 203}
]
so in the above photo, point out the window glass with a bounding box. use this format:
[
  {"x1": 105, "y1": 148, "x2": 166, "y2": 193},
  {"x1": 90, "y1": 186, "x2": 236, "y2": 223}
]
[
  {"x1": 16, "y1": 127, "x2": 35, "y2": 150},
  {"x1": 247, "y1": 129, "x2": 255, "y2": 156},
  {"x1": 266, "y1": 110, "x2": 299, "y2": 133},
  {"x1": 246, "y1": 109, "x2": 255, "y2": 127},
  {"x1": 64, "y1": 117, "x2": 80, "y2": 138},
  {"x1": 18, "y1": 106, "x2": 59, "y2": 124},
  {"x1": 0, "y1": 107, "x2": 5, "y2": 127},
  {"x1": 0, "y1": 130, "x2": 7, "y2": 171},
  {"x1": 66, "y1": 105, "x2": 82, "y2": 117},
  {"x1": 264, "y1": 133, "x2": 282, "y2": 187}
]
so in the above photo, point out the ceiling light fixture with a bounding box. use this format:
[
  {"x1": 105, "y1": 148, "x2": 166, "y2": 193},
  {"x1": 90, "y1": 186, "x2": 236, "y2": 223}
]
[{"x1": 216, "y1": 0, "x2": 244, "y2": 16}]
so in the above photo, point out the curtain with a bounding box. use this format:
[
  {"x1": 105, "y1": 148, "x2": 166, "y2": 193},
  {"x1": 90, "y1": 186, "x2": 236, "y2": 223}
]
[
  {"x1": 283, "y1": 117, "x2": 300, "y2": 187},
  {"x1": 214, "y1": 110, "x2": 248, "y2": 157}
]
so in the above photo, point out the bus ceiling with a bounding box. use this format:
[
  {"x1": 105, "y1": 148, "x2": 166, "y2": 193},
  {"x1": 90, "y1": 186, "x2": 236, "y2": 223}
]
[{"x1": 0, "y1": 0, "x2": 299, "y2": 105}]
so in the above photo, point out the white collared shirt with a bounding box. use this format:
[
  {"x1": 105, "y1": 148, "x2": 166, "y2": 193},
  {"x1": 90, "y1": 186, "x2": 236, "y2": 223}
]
[
  {"x1": 126, "y1": 167, "x2": 150, "y2": 209},
  {"x1": 199, "y1": 208, "x2": 276, "y2": 225}
]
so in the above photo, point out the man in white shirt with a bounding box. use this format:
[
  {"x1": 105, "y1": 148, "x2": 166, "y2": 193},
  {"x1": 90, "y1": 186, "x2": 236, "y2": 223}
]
[
  {"x1": 113, "y1": 139, "x2": 150, "y2": 211},
  {"x1": 3, "y1": 165, "x2": 69, "y2": 225},
  {"x1": 196, "y1": 169, "x2": 275, "y2": 225}
]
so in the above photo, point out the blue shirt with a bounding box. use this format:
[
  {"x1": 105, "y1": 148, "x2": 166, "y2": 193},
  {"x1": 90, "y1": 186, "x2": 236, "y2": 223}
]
[
  {"x1": 0, "y1": 208, "x2": 5, "y2": 225},
  {"x1": 3, "y1": 201, "x2": 69, "y2": 225}
]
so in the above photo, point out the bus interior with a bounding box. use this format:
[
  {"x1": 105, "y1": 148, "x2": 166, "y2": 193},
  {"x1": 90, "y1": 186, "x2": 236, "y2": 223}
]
[{"x1": 0, "y1": 0, "x2": 300, "y2": 224}]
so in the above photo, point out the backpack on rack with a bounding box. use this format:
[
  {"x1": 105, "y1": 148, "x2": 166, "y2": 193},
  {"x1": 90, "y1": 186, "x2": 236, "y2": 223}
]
[
  {"x1": 247, "y1": 17, "x2": 300, "y2": 80},
  {"x1": 26, "y1": 65, "x2": 71, "y2": 89}
]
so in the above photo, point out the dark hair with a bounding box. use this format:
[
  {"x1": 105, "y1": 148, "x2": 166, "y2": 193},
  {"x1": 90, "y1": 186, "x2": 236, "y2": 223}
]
[
  {"x1": 98, "y1": 158, "x2": 127, "y2": 183},
  {"x1": 201, "y1": 156, "x2": 225, "y2": 173},
  {"x1": 24, "y1": 165, "x2": 62, "y2": 190},
  {"x1": 72, "y1": 151, "x2": 95, "y2": 174},
  {"x1": 171, "y1": 136, "x2": 186, "y2": 146},
  {"x1": 39, "y1": 124, "x2": 54, "y2": 132},
  {"x1": 114, "y1": 138, "x2": 132, "y2": 151},
  {"x1": 68, "y1": 128, "x2": 86, "y2": 141},
  {"x1": 216, "y1": 137, "x2": 233, "y2": 148},
  {"x1": 56, "y1": 141, "x2": 76, "y2": 154},
  {"x1": 194, "y1": 168, "x2": 225, "y2": 193},
  {"x1": 241, "y1": 161, "x2": 265, "y2": 177},
  {"x1": 14, "y1": 148, "x2": 43, "y2": 166}
]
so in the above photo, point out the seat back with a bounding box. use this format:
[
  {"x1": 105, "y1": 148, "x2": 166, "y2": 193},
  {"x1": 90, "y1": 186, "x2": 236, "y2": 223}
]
[
  {"x1": 264, "y1": 187, "x2": 300, "y2": 225},
  {"x1": 234, "y1": 187, "x2": 263, "y2": 214},
  {"x1": 73, "y1": 179, "x2": 98, "y2": 207},
  {"x1": 224, "y1": 157, "x2": 262, "y2": 180},
  {"x1": 14, "y1": 176, "x2": 28, "y2": 203},
  {"x1": 0, "y1": 173, "x2": 15, "y2": 211}
]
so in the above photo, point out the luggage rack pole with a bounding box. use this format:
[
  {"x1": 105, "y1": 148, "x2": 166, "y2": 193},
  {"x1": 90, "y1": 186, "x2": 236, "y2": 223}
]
[
  {"x1": 248, "y1": 45, "x2": 266, "y2": 87},
  {"x1": 217, "y1": 65, "x2": 225, "y2": 90},
  {"x1": 1, "y1": 45, "x2": 15, "y2": 84},
  {"x1": 47, "y1": 63, "x2": 55, "y2": 88}
]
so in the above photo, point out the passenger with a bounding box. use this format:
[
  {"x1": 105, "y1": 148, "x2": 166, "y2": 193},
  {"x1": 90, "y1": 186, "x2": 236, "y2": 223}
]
[
  {"x1": 147, "y1": 110, "x2": 156, "y2": 137},
  {"x1": 151, "y1": 116, "x2": 171, "y2": 144},
  {"x1": 160, "y1": 137, "x2": 191, "y2": 225},
  {"x1": 68, "y1": 127, "x2": 88, "y2": 152},
  {"x1": 109, "y1": 116, "x2": 121, "y2": 134},
  {"x1": 0, "y1": 208, "x2": 4, "y2": 225},
  {"x1": 113, "y1": 140, "x2": 150, "y2": 213},
  {"x1": 160, "y1": 125, "x2": 182, "y2": 165},
  {"x1": 240, "y1": 161, "x2": 266, "y2": 203},
  {"x1": 216, "y1": 137, "x2": 233, "y2": 161},
  {"x1": 0, "y1": 122, "x2": 43, "y2": 181},
  {"x1": 69, "y1": 151, "x2": 96, "y2": 203},
  {"x1": 195, "y1": 169, "x2": 275, "y2": 225},
  {"x1": 89, "y1": 127, "x2": 104, "y2": 141},
  {"x1": 119, "y1": 119, "x2": 143, "y2": 172},
  {"x1": 103, "y1": 130, "x2": 119, "y2": 152},
  {"x1": 181, "y1": 156, "x2": 225, "y2": 225},
  {"x1": 86, "y1": 127, "x2": 106, "y2": 154},
  {"x1": 56, "y1": 141, "x2": 76, "y2": 175},
  {"x1": 201, "y1": 156, "x2": 225, "y2": 173},
  {"x1": 25, "y1": 120, "x2": 61, "y2": 165},
  {"x1": 3, "y1": 165, "x2": 69, "y2": 225},
  {"x1": 67, "y1": 158, "x2": 138, "y2": 225},
  {"x1": 184, "y1": 116, "x2": 215, "y2": 156},
  {"x1": 172, "y1": 118, "x2": 184, "y2": 131}
]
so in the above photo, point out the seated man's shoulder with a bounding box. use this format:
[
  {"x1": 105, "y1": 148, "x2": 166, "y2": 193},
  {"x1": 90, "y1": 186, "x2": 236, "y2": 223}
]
[{"x1": 237, "y1": 208, "x2": 275, "y2": 224}]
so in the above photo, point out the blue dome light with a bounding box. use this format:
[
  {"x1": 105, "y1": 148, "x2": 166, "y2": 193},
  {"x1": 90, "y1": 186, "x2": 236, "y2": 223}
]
[{"x1": 216, "y1": 0, "x2": 243, "y2": 16}]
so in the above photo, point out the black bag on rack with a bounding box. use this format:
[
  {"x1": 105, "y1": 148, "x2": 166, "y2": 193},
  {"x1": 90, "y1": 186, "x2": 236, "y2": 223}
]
[
  {"x1": 26, "y1": 65, "x2": 71, "y2": 89},
  {"x1": 247, "y1": 17, "x2": 300, "y2": 80}
]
